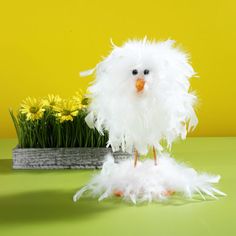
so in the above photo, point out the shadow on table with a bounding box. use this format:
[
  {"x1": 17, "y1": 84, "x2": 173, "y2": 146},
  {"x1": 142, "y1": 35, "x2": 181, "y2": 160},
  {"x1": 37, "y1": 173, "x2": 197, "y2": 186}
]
[
  {"x1": 0, "y1": 189, "x2": 123, "y2": 225},
  {"x1": 0, "y1": 188, "x2": 219, "y2": 226}
]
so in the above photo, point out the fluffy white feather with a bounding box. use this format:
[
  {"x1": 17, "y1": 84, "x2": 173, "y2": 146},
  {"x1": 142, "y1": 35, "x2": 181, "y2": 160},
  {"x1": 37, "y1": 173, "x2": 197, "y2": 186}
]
[
  {"x1": 75, "y1": 38, "x2": 225, "y2": 204},
  {"x1": 85, "y1": 38, "x2": 198, "y2": 154},
  {"x1": 73, "y1": 154, "x2": 226, "y2": 204}
]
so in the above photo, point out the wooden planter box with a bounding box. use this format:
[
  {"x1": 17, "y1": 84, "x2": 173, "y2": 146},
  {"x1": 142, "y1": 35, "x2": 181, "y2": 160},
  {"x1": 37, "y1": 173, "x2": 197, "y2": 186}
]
[{"x1": 12, "y1": 147, "x2": 132, "y2": 169}]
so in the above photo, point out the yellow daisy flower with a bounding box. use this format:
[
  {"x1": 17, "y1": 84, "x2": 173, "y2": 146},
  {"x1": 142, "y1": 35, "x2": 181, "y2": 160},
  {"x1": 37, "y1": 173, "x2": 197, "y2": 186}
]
[
  {"x1": 54, "y1": 99, "x2": 79, "y2": 123},
  {"x1": 20, "y1": 97, "x2": 45, "y2": 121},
  {"x1": 72, "y1": 90, "x2": 89, "y2": 109},
  {"x1": 42, "y1": 94, "x2": 62, "y2": 108}
]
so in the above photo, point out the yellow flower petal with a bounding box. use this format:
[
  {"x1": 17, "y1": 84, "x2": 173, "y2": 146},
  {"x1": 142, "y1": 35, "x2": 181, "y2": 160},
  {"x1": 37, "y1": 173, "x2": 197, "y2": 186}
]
[
  {"x1": 53, "y1": 99, "x2": 80, "y2": 123},
  {"x1": 20, "y1": 97, "x2": 45, "y2": 121}
]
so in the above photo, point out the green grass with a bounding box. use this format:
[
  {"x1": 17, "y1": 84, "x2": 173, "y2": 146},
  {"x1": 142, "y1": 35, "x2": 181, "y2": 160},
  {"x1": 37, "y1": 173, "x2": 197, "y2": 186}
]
[{"x1": 9, "y1": 108, "x2": 108, "y2": 148}]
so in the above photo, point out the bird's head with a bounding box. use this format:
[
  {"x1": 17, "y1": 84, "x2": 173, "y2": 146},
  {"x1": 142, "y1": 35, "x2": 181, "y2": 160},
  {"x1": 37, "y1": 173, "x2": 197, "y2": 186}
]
[
  {"x1": 93, "y1": 38, "x2": 195, "y2": 105},
  {"x1": 96, "y1": 39, "x2": 164, "y2": 99}
]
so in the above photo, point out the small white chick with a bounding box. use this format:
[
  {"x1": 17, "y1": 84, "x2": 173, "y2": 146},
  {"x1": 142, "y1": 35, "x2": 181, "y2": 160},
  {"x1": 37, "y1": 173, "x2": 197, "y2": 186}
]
[{"x1": 83, "y1": 38, "x2": 198, "y2": 166}]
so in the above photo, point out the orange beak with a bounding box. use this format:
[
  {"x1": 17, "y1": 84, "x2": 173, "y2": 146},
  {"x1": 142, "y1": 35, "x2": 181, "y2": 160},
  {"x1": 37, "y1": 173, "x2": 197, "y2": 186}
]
[{"x1": 135, "y1": 78, "x2": 145, "y2": 92}]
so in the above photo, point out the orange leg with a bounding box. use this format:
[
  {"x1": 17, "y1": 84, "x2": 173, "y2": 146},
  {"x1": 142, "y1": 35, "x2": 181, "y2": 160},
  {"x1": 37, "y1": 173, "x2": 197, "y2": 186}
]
[
  {"x1": 134, "y1": 148, "x2": 138, "y2": 167},
  {"x1": 153, "y1": 146, "x2": 157, "y2": 165},
  {"x1": 114, "y1": 148, "x2": 138, "y2": 197}
]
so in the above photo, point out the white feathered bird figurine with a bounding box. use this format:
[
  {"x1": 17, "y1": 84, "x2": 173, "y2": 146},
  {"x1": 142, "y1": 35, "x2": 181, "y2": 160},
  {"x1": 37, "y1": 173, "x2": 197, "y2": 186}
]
[
  {"x1": 85, "y1": 38, "x2": 198, "y2": 166},
  {"x1": 74, "y1": 38, "x2": 225, "y2": 203}
]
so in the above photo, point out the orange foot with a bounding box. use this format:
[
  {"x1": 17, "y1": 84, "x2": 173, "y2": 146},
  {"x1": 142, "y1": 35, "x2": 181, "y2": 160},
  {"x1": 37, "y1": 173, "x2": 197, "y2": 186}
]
[
  {"x1": 163, "y1": 190, "x2": 175, "y2": 196},
  {"x1": 113, "y1": 190, "x2": 124, "y2": 197}
]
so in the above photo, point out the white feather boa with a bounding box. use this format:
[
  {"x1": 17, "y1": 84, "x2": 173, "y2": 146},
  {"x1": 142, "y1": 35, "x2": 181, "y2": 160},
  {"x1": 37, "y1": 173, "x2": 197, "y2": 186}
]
[
  {"x1": 73, "y1": 154, "x2": 225, "y2": 204},
  {"x1": 76, "y1": 39, "x2": 225, "y2": 204},
  {"x1": 85, "y1": 39, "x2": 198, "y2": 155}
]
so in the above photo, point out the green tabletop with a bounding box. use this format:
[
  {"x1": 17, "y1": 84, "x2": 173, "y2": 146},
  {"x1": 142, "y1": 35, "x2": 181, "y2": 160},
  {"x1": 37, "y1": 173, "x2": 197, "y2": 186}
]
[{"x1": 0, "y1": 137, "x2": 235, "y2": 236}]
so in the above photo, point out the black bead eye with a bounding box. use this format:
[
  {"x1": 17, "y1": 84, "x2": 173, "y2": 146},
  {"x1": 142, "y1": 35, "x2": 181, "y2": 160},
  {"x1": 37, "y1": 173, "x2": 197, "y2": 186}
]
[
  {"x1": 132, "y1": 69, "x2": 138, "y2": 75},
  {"x1": 144, "y1": 69, "x2": 149, "y2": 75}
]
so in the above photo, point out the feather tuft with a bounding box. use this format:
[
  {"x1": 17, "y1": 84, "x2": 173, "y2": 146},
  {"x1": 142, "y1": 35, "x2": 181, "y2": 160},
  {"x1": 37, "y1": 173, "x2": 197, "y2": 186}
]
[
  {"x1": 85, "y1": 38, "x2": 198, "y2": 154},
  {"x1": 73, "y1": 154, "x2": 225, "y2": 204}
]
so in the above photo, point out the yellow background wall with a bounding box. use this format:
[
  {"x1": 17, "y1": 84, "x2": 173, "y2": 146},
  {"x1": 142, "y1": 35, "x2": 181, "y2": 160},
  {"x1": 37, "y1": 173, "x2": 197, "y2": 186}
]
[{"x1": 0, "y1": 0, "x2": 235, "y2": 138}]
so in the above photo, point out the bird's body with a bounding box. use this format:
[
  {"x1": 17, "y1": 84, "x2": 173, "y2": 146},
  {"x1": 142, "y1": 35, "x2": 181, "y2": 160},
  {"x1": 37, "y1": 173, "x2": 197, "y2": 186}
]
[
  {"x1": 85, "y1": 38, "x2": 198, "y2": 155},
  {"x1": 74, "y1": 38, "x2": 225, "y2": 203}
]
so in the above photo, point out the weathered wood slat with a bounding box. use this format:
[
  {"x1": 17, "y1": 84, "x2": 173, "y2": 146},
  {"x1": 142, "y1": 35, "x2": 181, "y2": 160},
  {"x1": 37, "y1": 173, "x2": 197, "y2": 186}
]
[{"x1": 12, "y1": 147, "x2": 132, "y2": 169}]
